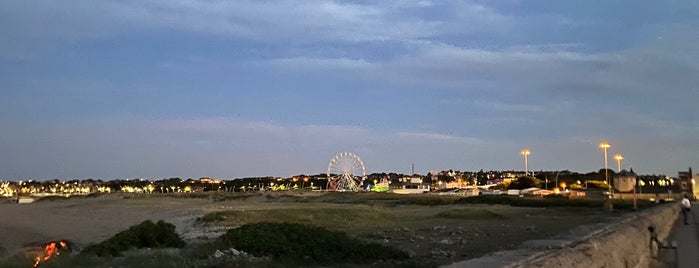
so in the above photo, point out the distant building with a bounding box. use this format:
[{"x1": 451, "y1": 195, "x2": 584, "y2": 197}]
[
  {"x1": 614, "y1": 169, "x2": 637, "y2": 192},
  {"x1": 678, "y1": 167, "x2": 697, "y2": 198},
  {"x1": 392, "y1": 176, "x2": 430, "y2": 194}
]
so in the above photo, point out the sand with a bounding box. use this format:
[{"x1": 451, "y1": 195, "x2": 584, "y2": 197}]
[{"x1": 0, "y1": 194, "x2": 209, "y2": 256}]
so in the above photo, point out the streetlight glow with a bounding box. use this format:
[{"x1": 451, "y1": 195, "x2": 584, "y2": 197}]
[
  {"x1": 614, "y1": 154, "x2": 624, "y2": 172},
  {"x1": 599, "y1": 142, "x2": 611, "y2": 197},
  {"x1": 520, "y1": 149, "x2": 530, "y2": 176}
]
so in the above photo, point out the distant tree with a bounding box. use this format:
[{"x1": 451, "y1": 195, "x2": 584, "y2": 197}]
[
  {"x1": 494, "y1": 182, "x2": 509, "y2": 190},
  {"x1": 508, "y1": 176, "x2": 542, "y2": 190},
  {"x1": 476, "y1": 169, "x2": 488, "y2": 185},
  {"x1": 436, "y1": 174, "x2": 454, "y2": 183}
]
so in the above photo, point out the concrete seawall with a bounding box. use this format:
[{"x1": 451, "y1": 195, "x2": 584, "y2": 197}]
[{"x1": 444, "y1": 204, "x2": 679, "y2": 268}]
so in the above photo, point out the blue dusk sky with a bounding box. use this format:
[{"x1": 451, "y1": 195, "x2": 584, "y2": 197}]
[{"x1": 1, "y1": 1, "x2": 698, "y2": 180}]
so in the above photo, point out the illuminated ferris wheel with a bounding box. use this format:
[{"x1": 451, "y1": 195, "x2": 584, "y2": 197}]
[{"x1": 326, "y1": 152, "x2": 366, "y2": 192}]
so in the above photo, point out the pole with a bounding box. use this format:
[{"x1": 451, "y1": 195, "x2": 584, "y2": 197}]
[
  {"x1": 525, "y1": 154, "x2": 529, "y2": 176},
  {"x1": 521, "y1": 149, "x2": 530, "y2": 176},
  {"x1": 617, "y1": 159, "x2": 621, "y2": 172},
  {"x1": 633, "y1": 178, "x2": 637, "y2": 210},
  {"x1": 604, "y1": 147, "x2": 610, "y2": 197}
]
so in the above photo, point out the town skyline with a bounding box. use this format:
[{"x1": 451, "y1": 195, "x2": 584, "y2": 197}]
[{"x1": 1, "y1": 1, "x2": 698, "y2": 179}]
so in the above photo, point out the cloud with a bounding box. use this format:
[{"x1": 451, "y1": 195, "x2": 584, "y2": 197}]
[
  {"x1": 266, "y1": 57, "x2": 372, "y2": 72},
  {"x1": 259, "y1": 31, "x2": 699, "y2": 139},
  {"x1": 0, "y1": 0, "x2": 512, "y2": 58},
  {"x1": 397, "y1": 132, "x2": 484, "y2": 145}
]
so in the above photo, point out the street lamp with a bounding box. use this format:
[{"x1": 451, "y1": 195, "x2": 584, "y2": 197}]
[
  {"x1": 521, "y1": 149, "x2": 530, "y2": 176},
  {"x1": 599, "y1": 142, "x2": 611, "y2": 197},
  {"x1": 614, "y1": 154, "x2": 624, "y2": 172}
]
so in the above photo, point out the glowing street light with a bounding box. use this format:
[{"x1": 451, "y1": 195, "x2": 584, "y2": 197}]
[
  {"x1": 599, "y1": 142, "x2": 611, "y2": 197},
  {"x1": 520, "y1": 149, "x2": 531, "y2": 176},
  {"x1": 614, "y1": 154, "x2": 624, "y2": 172}
]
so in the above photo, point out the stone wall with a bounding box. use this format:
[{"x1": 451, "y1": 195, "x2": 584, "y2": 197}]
[{"x1": 443, "y1": 204, "x2": 679, "y2": 268}]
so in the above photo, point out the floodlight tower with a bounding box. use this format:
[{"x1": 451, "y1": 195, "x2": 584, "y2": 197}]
[
  {"x1": 521, "y1": 149, "x2": 531, "y2": 176},
  {"x1": 614, "y1": 154, "x2": 624, "y2": 172},
  {"x1": 599, "y1": 142, "x2": 611, "y2": 197}
]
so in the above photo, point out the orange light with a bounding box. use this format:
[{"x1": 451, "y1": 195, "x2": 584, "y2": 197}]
[{"x1": 34, "y1": 240, "x2": 68, "y2": 267}]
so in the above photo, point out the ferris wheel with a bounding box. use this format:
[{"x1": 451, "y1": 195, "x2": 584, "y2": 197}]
[{"x1": 327, "y1": 152, "x2": 366, "y2": 192}]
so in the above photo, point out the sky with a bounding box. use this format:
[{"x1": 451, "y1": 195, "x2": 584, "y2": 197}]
[{"x1": 1, "y1": 0, "x2": 698, "y2": 180}]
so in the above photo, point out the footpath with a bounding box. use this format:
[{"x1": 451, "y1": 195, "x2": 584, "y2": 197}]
[{"x1": 659, "y1": 201, "x2": 699, "y2": 267}]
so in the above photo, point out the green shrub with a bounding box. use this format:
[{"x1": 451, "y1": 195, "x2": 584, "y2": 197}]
[
  {"x1": 219, "y1": 222, "x2": 408, "y2": 264},
  {"x1": 81, "y1": 220, "x2": 185, "y2": 257}
]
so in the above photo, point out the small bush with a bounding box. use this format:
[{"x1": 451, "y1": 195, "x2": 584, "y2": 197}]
[
  {"x1": 81, "y1": 220, "x2": 185, "y2": 257},
  {"x1": 219, "y1": 222, "x2": 408, "y2": 264}
]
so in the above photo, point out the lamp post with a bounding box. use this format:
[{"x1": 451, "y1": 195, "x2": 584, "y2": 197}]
[
  {"x1": 599, "y1": 142, "x2": 611, "y2": 197},
  {"x1": 614, "y1": 154, "x2": 624, "y2": 172},
  {"x1": 521, "y1": 149, "x2": 530, "y2": 176}
]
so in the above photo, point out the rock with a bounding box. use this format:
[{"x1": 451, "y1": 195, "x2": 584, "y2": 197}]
[
  {"x1": 407, "y1": 250, "x2": 417, "y2": 258},
  {"x1": 439, "y1": 239, "x2": 453, "y2": 245},
  {"x1": 372, "y1": 230, "x2": 388, "y2": 239},
  {"x1": 214, "y1": 250, "x2": 225, "y2": 258},
  {"x1": 431, "y1": 248, "x2": 455, "y2": 259},
  {"x1": 229, "y1": 248, "x2": 240, "y2": 256}
]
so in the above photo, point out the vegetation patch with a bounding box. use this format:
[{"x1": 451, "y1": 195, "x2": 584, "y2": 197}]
[
  {"x1": 394, "y1": 195, "x2": 458, "y2": 206},
  {"x1": 436, "y1": 208, "x2": 510, "y2": 220},
  {"x1": 301, "y1": 192, "x2": 458, "y2": 206},
  {"x1": 199, "y1": 207, "x2": 391, "y2": 228},
  {"x1": 212, "y1": 193, "x2": 257, "y2": 202},
  {"x1": 33, "y1": 195, "x2": 96, "y2": 202},
  {"x1": 81, "y1": 220, "x2": 185, "y2": 257},
  {"x1": 219, "y1": 222, "x2": 408, "y2": 264},
  {"x1": 456, "y1": 195, "x2": 654, "y2": 210}
]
